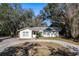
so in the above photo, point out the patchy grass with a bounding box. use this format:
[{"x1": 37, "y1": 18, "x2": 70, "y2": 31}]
[
  {"x1": 13, "y1": 42, "x2": 63, "y2": 49},
  {"x1": 39, "y1": 37, "x2": 79, "y2": 45},
  {"x1": 19, "y1": 37, "x2": 79, "y2": 45},
  {"x1": 35, "y1": 42, "x2": 63, "y2": 48}
]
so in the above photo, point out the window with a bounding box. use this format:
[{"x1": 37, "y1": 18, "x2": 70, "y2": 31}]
[
  {"x1": 47, "y1": 32, "x2": 50, "y2": 35},
  {"x1": 51, "y1": 32, "x2": 54, "y2": 35},
  {"x1": 54, "y1": 32, "x2": 57, "y2": 35},
  {"x1": 43, "y1": 32, "x2": 46, "y2": 34},
  {"x1": 23, "y1": 31, "x2": 29, "y2": 36}
]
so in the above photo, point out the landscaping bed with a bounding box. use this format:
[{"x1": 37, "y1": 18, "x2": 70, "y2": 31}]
[{"x1": 0, "y1": 42, "x2": 77, "y2": 56}]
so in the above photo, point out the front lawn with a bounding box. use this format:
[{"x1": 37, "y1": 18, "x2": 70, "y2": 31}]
[{"x1": 39, "y1": 37, "x2": 79, "y2": 45}]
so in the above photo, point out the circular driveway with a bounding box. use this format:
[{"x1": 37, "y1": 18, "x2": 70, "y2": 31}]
[{"x1": 0, "y1": 38, "x2": 79, "y2": 55}]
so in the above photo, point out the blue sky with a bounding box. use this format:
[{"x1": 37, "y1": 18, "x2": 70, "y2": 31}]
[
  {"x1": 21, "y1": 3, "x2": 47, "y2": 16},
  {"x1": 21, "y1": 3, "x2": 51, "y2": 26}
]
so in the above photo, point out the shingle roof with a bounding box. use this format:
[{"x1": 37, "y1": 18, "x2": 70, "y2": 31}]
[
  {"x1": 18, "y1": 27, "x2": 61, "y2": 32},
  {"x1": 18, "y1": 27, "x2": 47, "y2": 31}
]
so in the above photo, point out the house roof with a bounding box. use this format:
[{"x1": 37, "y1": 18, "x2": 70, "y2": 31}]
[
  {"x1": 18, "y1": 27, "x2": 47, "y2": 31},
  {"x1": 18, "y1": 27, "x2": 61, "y2": 32}
]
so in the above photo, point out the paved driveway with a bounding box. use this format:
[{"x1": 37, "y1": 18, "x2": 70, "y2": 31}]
[{"x1": 0, "y1": 38, "x2": 79, "y2": 55}]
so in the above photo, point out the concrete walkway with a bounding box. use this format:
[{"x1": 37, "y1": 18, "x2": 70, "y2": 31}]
[{"x1": 0, "y1": 38, "x2": 79, "y2": 55}]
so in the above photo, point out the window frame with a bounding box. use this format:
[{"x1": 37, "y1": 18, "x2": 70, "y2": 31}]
[{"x1": 23, "y1": 31, "x2": 29, "y2": 36}]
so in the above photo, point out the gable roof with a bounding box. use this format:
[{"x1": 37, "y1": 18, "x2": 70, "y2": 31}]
[
  {"x1": 18, "y1": 27, "x2": 47, "y2": 31},
  {"x1": 18, "y1": 27, "x2": 61, "y2": 32}
]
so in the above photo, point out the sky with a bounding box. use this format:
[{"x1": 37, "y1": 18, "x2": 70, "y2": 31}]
[
  {"x1": 21, "y1": 3, "x2": 51, "y2": 26},
  {"x1": 21, "y1": 3, "x2": 47, "y2": 16}
]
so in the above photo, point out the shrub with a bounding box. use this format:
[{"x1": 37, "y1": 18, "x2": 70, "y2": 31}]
[{"x1": 36, "y1": 32, "x2": 42, "y2": 38}]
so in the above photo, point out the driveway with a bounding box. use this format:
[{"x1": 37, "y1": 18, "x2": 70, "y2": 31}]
[
  {"x1": 0, "y1": 38, "x2": 79, "y2": 55},
  {"x1": 0, "y1": 37, "x2": 11, "y2": 42}
]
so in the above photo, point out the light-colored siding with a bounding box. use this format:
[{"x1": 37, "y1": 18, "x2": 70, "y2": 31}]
[
  {"x1": 42, "y1": 31, "x2": 59, "y2": 37},
  {"x1": 19, "y1": 28, "x2": 60, "y2": 39},
  {"x1": 19, "y1": 29, "x2": 32, "y2": 39}
]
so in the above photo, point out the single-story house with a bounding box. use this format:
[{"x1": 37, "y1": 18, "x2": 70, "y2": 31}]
[{"x1": 18, "y1": 27, "x2": 61, "y2": 39}]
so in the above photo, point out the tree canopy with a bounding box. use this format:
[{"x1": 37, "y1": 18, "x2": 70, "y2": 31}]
[
  {"x1": 41, "y1": 3, "x2": 79, "y2": 40},
  {"x1": 0, "y1": 3, "x2": 79, "y2": 40},
  {"x1": 0, "y1": 3, "x2": 47, "y2": 37}
]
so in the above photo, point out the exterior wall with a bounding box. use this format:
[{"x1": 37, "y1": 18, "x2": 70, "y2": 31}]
[
  {"x1": 51, "y1": 32, "x2": 59, "y2": 37},
  {"x1": 32, "y1": 34, "x2": 36, "y2": 38},
  {"x1": 19, "y1": 28, "x2": 59, "y2": 39},
  {"x1": 42, "y1": 32, "x2": 50, "y2": 37},
  {"x1": 42, "y1": 31, "x2": 59, "y2": 37},
  {"x1": 19, "y1": 29, "x2": 32, "y2": 39}
]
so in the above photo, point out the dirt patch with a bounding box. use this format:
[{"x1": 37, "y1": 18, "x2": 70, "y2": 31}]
[{"x1": 0, "y1": 42, "x2": 77, "y2": 56}]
